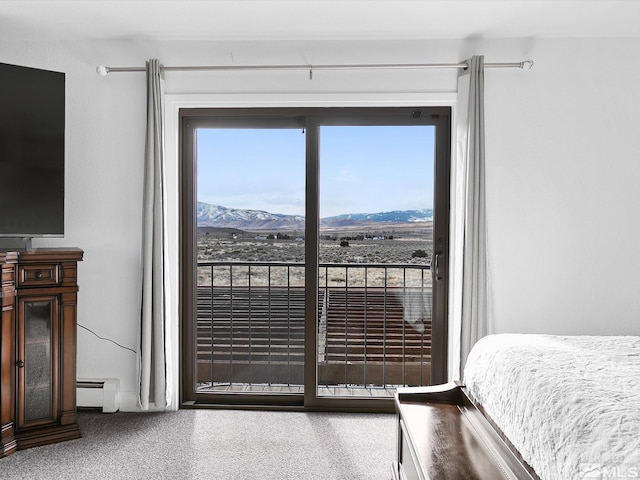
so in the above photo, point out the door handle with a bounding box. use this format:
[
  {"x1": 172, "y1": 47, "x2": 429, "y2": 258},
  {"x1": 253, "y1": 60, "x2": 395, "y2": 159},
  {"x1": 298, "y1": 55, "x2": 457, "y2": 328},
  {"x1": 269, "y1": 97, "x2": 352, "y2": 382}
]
[{"x1": 431, "y1": 252, "x2": 443, "y2": 281}]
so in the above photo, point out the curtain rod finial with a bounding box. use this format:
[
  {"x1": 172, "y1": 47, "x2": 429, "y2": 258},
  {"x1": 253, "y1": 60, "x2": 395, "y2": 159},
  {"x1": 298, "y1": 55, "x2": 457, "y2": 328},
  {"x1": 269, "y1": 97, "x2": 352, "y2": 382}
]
[
  {"x1": 521, "y1": 60, "x2": 534, "y2": 71},
  {"x1": 96, "y1": 65, "x2": 110, "y2": 76}
]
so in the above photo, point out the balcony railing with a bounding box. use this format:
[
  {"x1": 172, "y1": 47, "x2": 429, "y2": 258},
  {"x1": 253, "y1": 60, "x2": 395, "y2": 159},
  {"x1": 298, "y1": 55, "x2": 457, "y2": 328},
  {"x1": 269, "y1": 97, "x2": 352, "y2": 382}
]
[{"x1": 195, "y1": 261, "x2": 432, "y2": 394}]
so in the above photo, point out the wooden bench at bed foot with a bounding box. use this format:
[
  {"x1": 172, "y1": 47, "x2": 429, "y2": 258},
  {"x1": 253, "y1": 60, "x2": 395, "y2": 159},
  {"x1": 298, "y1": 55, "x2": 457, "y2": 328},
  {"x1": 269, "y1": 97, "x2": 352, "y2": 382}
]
[{"x1": 392, "y1": 382, "x2": 538, "y2": 480}]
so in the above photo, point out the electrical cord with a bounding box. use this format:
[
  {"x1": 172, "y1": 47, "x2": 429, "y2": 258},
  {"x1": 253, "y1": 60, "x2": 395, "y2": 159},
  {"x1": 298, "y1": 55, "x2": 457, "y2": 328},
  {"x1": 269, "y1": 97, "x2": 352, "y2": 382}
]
[{"x1": 77, "y1": 324, "x2": 137, "y2": 355}]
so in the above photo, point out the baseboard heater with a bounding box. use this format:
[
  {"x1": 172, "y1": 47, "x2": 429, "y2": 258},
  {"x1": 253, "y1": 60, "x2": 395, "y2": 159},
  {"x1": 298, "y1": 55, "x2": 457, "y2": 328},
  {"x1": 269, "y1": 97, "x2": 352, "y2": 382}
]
[{"x1": 76, "y1": 379, "x2": 119, "y2": 413}]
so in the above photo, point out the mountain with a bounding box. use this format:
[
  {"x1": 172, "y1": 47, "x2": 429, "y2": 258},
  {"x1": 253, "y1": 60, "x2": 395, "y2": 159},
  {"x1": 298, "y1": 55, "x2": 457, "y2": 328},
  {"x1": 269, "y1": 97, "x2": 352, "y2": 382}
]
[
  {"x1": 321, "y1": 209, "x2": 433, "y2": 226},
  {"x1": 197, "y1": 202, "x2": 432, "y2": 230},
  {"x1": 197, "y1": 202, "x2": 305, "y2": 230}
]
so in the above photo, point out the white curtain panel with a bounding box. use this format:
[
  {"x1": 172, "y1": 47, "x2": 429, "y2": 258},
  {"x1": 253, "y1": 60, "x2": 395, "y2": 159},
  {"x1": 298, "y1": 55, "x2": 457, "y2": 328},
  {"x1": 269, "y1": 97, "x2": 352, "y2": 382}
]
[
  {"x1": 450, "y1": 55, "x2": 489, "y2": 380},
  {"x1": 139, "y1": 59, "x2": 170, "y2": 410}
]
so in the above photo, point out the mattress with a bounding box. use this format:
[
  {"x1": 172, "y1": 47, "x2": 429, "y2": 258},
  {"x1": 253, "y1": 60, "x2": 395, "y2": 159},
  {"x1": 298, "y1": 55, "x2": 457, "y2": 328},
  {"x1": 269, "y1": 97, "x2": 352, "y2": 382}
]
[{"x1": 463, "y1": 334, "x2": 640, "y2": 480}]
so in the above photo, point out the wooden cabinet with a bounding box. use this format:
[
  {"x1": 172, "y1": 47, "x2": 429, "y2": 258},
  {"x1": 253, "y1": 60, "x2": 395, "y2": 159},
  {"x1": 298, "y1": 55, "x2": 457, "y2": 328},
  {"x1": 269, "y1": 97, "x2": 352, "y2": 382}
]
[{"x1": 0, "y1": 248, "x2": 83, "y2": 458}]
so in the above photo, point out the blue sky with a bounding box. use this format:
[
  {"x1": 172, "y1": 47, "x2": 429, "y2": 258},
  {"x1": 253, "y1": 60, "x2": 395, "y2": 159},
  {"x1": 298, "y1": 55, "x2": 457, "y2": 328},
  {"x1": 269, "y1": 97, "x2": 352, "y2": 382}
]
[{"x1": 196, "y1": 125, "x2": 435, "y2": 218}]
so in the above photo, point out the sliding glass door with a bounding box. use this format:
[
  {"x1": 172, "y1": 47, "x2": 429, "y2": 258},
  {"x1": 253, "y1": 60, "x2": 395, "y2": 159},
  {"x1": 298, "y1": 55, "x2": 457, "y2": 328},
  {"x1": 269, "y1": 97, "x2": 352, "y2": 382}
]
[
  {"x1": 194, "y1": 127, "x2": 306, "y2": 392},
  {"x1": 315, "y1": 125, "x2": 436, "y2": 399},
  {"x1": 181, "y1": 107, "x2": 450, "y2": 410}
]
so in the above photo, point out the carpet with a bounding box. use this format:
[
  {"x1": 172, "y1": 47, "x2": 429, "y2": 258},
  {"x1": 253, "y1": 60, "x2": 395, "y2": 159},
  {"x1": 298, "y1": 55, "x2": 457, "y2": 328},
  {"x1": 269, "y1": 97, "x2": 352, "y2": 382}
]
[{"x1": 0, "y1": 409, "x2": 396, "y2": 479}]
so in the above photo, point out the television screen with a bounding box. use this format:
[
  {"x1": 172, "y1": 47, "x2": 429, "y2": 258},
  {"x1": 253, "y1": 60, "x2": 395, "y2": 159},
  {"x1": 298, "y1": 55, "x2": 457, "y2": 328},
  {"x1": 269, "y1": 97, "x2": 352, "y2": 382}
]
[{"x1": 0, "y1": 62, "x2": 65, "y2": 237}]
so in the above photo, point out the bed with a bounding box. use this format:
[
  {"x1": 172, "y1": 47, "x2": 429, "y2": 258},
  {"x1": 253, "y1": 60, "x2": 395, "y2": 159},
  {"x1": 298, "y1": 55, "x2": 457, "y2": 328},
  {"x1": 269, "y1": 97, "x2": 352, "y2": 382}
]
[{"x1": 392, "y1": 334, "x2": 640, "y2": 480}]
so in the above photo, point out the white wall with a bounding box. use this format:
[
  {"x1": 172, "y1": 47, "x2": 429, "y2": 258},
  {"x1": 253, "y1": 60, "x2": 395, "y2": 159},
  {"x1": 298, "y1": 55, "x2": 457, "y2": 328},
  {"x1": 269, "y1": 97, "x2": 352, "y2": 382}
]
[
  {"x1": 483, "y1": 38, "x2": 640, "y2": 335},
  {"x1": 2, "y1": 36, "x2": 639, "y2": 410}
]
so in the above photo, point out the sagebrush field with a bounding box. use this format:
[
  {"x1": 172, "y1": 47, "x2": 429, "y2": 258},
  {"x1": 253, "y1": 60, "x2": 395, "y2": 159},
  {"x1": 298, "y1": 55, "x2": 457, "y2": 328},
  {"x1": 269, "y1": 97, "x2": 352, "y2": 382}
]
[{"x1": 196, "y1": 223, "x2": 434, "y2": 288}]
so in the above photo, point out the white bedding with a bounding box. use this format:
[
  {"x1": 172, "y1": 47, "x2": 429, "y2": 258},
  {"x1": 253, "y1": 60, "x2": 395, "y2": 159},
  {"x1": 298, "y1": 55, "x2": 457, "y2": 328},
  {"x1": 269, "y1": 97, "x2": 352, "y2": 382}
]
[{"x1": 464, "y1": 334, "x2": 640, "y2": 480}]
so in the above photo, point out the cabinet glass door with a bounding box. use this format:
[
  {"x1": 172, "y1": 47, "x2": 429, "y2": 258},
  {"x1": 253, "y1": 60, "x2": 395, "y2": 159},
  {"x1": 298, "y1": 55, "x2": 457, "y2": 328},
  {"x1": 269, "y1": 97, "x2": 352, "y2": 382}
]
[{"x1": 18, "y1": 297, "x2": 59, "y2": 428}]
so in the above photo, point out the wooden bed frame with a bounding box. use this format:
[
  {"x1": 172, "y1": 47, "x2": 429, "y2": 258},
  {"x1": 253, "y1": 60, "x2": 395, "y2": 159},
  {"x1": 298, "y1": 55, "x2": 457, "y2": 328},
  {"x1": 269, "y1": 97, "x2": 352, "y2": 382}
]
[{"x1": 392, "y1": 382, "x2": 541, "y2": 480}]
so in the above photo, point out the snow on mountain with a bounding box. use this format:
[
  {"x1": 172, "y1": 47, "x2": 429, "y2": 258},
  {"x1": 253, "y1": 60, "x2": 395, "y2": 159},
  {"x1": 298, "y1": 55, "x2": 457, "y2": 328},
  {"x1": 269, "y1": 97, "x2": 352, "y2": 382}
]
[
  {"x1": 197, "y1": 202, "x2": 305, "y2": 230},
  {"x1": 321, "y1": 209, "x2": 433, "y2": 224}
]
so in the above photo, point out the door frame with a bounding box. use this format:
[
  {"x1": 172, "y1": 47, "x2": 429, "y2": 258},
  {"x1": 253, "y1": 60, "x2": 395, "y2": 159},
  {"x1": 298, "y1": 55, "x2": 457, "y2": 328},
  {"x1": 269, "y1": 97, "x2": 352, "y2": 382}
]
[{"x1": 173, "y1": 99, "x2": 453, "y2": 411}]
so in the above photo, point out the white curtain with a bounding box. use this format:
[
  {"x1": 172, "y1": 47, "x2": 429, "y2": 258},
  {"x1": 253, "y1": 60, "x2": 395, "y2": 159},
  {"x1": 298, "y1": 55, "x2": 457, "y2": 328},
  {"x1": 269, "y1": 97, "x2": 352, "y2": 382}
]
[
  {"x1": 138, "y1": 59, "x2": 170, "y2": 410},
  {"x1": 449, "y1": 55, "x2": 489, "y2": 380}
]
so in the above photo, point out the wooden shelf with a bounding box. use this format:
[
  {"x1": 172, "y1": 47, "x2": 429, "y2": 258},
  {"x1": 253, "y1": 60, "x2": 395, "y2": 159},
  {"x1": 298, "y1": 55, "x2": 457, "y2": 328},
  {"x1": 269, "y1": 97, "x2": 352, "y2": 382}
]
[{"x1": 0, "y1": 248, "x2": 83, "y2": 458}]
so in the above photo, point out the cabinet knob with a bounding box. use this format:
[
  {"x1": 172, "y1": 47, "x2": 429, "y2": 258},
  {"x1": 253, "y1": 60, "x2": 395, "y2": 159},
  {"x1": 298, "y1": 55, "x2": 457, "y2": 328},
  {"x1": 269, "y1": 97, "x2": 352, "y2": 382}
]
[
  {"x1": 16, "y1": 360, "x2": 24, "y2": 368},
  {"x1": 35, "y1": 271, "x2": 43, "y2": 279}
]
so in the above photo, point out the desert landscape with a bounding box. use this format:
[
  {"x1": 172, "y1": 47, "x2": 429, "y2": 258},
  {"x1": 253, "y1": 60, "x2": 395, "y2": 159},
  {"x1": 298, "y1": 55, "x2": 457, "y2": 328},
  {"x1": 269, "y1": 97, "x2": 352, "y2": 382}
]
[{"x1": 196, "y1": 221, "x2": 434, "y2": 289}]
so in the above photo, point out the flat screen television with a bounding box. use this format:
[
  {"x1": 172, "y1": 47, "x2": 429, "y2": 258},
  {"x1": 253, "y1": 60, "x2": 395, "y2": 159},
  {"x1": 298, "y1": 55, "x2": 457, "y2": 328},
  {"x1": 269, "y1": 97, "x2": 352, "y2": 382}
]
[{"x1": 0, "y1": 62, "x2": 65, "y2": 240}]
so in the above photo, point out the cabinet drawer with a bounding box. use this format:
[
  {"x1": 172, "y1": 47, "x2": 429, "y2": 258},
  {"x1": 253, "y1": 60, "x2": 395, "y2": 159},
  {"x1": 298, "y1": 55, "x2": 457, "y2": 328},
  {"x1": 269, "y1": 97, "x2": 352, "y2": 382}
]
[
  {"x1": 17, "y1": 264, "x2": 60, "y2": 287},
  {"x1": 2, "y1": 265, "x2": 14, "y2": 286},
  {"x1": 399, "y1": 420, "x2": 424, "y2": 480}
]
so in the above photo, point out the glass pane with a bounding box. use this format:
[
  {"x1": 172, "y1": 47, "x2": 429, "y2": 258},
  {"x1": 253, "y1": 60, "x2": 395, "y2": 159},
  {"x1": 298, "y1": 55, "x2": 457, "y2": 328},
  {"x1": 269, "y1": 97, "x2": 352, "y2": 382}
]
[
  {"x1": 195, "y1": 128, "x2": 305, "y2": 393},
  {"x1": 318, "y1": 125, "x2": 435, "y2": 398},
  {"x1": 25, "y1": 301, "x2": 52, "y2": 421}
]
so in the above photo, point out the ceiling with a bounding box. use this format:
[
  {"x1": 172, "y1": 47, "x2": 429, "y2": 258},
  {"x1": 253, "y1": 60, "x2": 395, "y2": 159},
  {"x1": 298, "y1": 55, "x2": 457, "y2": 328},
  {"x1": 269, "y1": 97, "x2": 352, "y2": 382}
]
[{"x1": 1, "y1": 0, "x2": 639, "y2": 42}]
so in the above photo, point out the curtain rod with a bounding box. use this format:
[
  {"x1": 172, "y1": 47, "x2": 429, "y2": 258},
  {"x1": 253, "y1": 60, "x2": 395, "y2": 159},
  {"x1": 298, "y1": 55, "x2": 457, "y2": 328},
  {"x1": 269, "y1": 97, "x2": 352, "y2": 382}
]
[{"x1": 95, "y1": 60, "x2": 533, "y2": 76}]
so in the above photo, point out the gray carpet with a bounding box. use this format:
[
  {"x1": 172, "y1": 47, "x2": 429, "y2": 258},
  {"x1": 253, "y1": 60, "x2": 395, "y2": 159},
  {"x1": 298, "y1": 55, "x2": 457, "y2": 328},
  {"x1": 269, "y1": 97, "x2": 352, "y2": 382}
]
[{"x1": 0, "y1": 410, "x2": 396, "y2": 479}]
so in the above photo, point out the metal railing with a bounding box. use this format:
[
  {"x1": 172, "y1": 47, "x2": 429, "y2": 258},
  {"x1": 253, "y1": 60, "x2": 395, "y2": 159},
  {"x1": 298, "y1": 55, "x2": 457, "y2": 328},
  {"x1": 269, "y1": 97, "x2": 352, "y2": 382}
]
[{"x1": 195, "y1": 261, "x2": 432, "y2": 393}]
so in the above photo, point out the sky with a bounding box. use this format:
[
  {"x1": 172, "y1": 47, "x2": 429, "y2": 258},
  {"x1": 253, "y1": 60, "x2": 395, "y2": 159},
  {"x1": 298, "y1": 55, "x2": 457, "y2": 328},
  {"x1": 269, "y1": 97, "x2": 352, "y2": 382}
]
[{"x1": 196, "y1": 125, "x2": 435, "y2": 218}]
